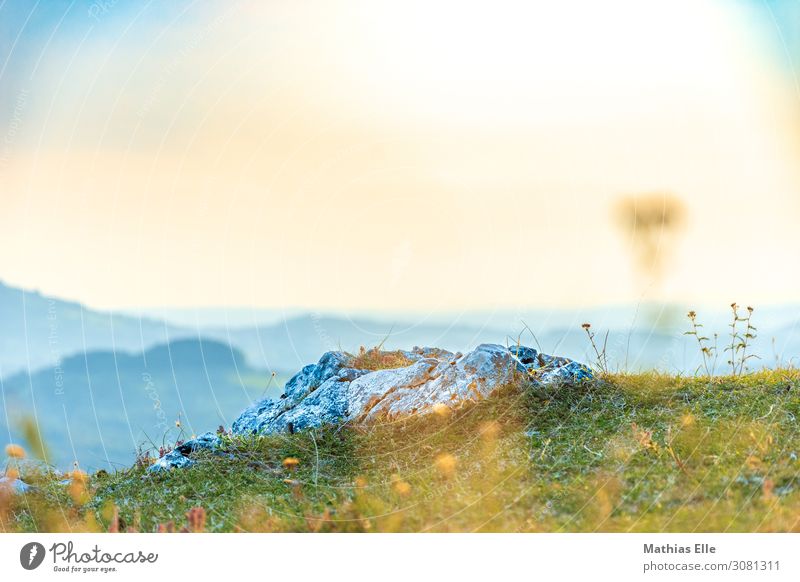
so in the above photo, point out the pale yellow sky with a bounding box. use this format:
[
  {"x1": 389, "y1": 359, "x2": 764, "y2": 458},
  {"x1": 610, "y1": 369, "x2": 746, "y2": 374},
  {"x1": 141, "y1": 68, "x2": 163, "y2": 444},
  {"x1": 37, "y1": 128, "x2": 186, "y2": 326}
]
[{"x1": 2, "y1": 0, "x2": 799, "y2": 310}]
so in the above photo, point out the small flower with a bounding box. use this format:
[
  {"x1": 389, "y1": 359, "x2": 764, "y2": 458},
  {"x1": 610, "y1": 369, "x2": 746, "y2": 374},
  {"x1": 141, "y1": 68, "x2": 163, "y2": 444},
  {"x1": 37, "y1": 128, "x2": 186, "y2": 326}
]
[
  {"x1": 434, "y1": 453, "x2": 457, "y2": 478},
  {"x1": 747, "y1": 306, "x2": 754, "y2": 313},
  {"x1": 5, "y1": 443, "x2": 25, "y2": 459},
  {"x1": 175, "y1": 420, "x2": 182, "y2": 428},
  {"x1": 687, "y1": 310, "x2": 696, "y2": 319},
  {"x1": 581, "y1": 323, "x2": 591, "y2": 329},
  {"x1": 71, "y1": 469, "x2": 88, "y2": 482},
  {"x1": 5, "y1": 467, "x2": 19, "y2": 481},
  {"x1": 392, "y1": 479, "x2": 412, "y2": 497},
  {"x1": 282, "y1": 457, "x2": 300, "y2": 470},
  {"x1": 68, "y1": 470, "x2": 89, "y2": 505}
]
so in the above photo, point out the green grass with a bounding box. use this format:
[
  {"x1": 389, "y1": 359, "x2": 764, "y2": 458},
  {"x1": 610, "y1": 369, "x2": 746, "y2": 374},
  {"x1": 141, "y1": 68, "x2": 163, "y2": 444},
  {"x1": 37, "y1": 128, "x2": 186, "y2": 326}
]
[{"x1": 4, "y1": 369, "x2": 800, "y2": 532}]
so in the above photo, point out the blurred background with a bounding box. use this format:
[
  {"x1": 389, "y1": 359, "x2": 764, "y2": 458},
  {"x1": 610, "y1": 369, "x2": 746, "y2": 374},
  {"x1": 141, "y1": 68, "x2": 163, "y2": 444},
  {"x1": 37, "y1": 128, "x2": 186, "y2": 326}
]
[{"x1": 0, "y1": 0, "x2": 798, "y2": 469}]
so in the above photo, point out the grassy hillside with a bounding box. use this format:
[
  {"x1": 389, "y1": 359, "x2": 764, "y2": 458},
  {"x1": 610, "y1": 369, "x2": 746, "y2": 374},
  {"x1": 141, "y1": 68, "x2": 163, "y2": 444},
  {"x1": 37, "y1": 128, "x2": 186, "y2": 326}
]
[{"x1": 3, "y1": 369, "x2": 800, "y2": 532}]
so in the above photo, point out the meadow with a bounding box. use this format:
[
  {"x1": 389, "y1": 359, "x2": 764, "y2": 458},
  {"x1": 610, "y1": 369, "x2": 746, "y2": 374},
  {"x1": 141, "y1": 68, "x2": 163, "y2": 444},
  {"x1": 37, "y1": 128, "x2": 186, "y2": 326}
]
[{"x1": 3, "y1": 367, "x2": 799, "y2": 532}]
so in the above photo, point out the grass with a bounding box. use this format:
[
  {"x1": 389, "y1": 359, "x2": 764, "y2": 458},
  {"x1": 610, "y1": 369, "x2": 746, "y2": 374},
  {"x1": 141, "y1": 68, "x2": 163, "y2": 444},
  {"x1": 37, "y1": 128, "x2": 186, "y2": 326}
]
[
  {"x1": 3, "y1": 369, "x2": 800, "y2": 532},
  {"x1": 347, "y1": 345, "x2": 413, "y2": 371}
]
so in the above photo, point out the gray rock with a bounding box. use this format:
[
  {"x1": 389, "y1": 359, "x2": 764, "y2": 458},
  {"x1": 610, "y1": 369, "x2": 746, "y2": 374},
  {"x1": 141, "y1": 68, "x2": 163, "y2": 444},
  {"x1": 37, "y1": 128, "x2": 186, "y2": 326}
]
[
  {"x1": 232, "y1": 343, "x2": 592, "y2": 436},
  {"x1": 148, "y1": 431, "x2": 222, "y2": 473},
  {"x1": 149, "y1": 451, "x2": 196, "y2": 472},
  {"x1": 152, "y1": 344, "x2": 591, "y2": 470},
  {"x1": 0, "y1": 476, "x2": 31, "y2": 493}
]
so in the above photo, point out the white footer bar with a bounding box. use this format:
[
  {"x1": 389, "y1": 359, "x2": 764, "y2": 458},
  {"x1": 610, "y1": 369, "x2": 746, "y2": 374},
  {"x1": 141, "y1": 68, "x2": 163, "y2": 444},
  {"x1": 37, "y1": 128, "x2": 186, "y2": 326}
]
[{"x1": 1, "y1": 533, "x2": 797, "y2": 581}]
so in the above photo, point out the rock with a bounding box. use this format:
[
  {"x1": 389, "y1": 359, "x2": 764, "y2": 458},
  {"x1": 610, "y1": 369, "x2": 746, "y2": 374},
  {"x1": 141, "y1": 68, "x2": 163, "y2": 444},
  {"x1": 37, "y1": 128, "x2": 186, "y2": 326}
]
[
  {"x1": 0, "y1": 476, "x2": 31, "y2": 494},
  {"x1": 149, "y1": 451, "x2": 195, "y2": 472},
  {"x1": 151, "y1": 344, "x2": 591, "y2": 470},
  {"x1": 176, "y1": 432, "x2": 222, "y2": 454},
  {"x1": 232, "y1": 343, "x2": 592, "y2": 436},
  {"x1": 148, "y1": 431, "x2": 222, "y2": 473}
]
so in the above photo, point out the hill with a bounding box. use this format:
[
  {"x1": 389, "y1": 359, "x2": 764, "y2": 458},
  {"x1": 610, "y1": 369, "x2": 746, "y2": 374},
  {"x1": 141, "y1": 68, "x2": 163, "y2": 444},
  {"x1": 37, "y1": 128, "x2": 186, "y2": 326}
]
[
  {"x1": 0, "y1": 281, "x2": 192, "y2": 378},
  {"x1": 0, "y1": 338, "x2": 280, "y2": 470}
]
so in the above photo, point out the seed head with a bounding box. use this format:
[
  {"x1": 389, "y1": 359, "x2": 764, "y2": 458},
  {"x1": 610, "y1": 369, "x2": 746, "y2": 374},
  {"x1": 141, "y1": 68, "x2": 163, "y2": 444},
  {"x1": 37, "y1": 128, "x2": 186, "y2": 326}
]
[
  {"x1": 4, "y1": 444, "x2": 25, "y2": 459},
  {"x1": 392, "y1": 480, "x2": 412, "y2": 497},
  {"x1": 434, "y1": 453, "x2": 457, "y2": 478}
]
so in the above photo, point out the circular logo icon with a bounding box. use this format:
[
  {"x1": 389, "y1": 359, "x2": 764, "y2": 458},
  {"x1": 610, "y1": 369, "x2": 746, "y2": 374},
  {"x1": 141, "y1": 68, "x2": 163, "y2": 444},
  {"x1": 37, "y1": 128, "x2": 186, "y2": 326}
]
[{"x1": 20, "y1": 542, "x2": 46, "y2": 570}]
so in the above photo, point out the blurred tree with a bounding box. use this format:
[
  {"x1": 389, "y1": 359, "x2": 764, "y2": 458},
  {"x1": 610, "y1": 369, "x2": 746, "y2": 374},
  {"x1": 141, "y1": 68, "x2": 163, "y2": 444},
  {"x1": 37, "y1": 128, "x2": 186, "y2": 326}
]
[{"x1": 613, "y1": 193, "x2": 686, "y2": 286}]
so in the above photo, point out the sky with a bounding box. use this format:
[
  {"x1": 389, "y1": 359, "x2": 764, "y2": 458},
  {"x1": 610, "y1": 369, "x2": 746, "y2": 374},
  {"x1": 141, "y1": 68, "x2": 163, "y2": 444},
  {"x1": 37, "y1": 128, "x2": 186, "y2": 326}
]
[{"x1": 1, "y1": 0, "x2": 799, "y2": 312}]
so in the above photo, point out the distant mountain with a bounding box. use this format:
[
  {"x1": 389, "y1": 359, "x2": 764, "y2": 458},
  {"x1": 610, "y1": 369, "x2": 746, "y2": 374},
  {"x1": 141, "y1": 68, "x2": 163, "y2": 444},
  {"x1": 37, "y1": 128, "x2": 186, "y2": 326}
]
[
  {"x1": 203, "y1": 315, "x2": 511, "y2": 372},
  {"x1": 0, "y1": 338, "x2": 280, "y2": 470},
  {"x1": 128, "y1": 303, "x2": 800, "y2": 373},
  {"x1": 119, "y1": 306, "x2": 305, "y2": 329},
  {"x1": 205, "y1": 312, "x2": 800, "y2": 375},
  {"x1": 0, "y1": 281, "x2": 196, "y2": 378}
]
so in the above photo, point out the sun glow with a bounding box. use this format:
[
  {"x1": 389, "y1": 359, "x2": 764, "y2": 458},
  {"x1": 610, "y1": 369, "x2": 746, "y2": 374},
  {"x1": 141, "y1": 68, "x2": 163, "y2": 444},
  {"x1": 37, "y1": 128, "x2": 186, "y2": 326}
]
[
  {"x1": 1, "y1": 0, "x2": 798, "y2": 310},
  {"x1": 250, "y1": 0, "x2": 762, "y2": 126}
]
